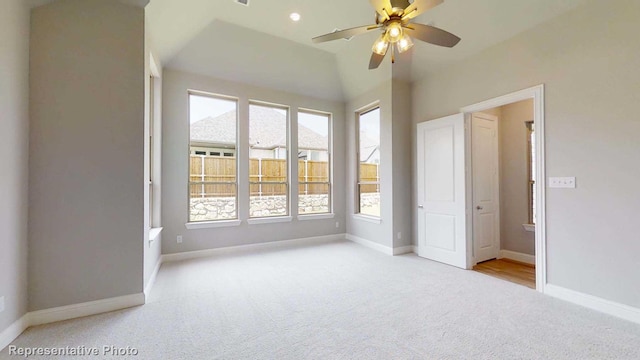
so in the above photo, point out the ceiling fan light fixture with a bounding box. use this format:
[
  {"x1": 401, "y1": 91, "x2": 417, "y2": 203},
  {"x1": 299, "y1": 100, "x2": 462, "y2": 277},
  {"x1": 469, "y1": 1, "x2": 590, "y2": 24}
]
[
  {"x1": 372, "y1": 34, "x2": 389, "y2": 55},
  {"x1": 311, "y1": 0, "x2": 460, "y2": 70},
  {"x1": 386, "y1": 22, "x2": 403, "y2": 42},
  {"x1": 396, "y1": 34, "x2": 414, "y2": 53}
]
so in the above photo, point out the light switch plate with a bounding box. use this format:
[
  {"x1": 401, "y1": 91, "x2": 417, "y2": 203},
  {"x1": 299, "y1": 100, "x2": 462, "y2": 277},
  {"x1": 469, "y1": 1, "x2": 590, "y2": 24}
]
[
  {"x1": 549, "y1": 177, "x2": 576, "y2": 188},
  {"x1": 0, "y1": 296, "x2": 5, "y2": 313}
]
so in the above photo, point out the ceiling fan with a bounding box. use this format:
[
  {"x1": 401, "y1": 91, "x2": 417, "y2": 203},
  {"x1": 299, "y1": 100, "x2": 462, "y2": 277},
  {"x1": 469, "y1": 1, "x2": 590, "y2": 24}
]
[{"x1": 312, "y1": 0, "x2": 461, "y2": 69}]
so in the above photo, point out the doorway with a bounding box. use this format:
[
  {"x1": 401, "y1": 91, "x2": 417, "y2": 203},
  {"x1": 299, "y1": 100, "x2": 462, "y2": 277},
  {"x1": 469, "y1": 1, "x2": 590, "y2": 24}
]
[
  {"x1": 462, "y1": 85, "x2": 545, "y2": 292},
  {"x1": 469, "y1": 102, "x2": 536, "y2": 289},
  {"x1": 416, "y1": 85, "x2": 545, "y2": 293}
]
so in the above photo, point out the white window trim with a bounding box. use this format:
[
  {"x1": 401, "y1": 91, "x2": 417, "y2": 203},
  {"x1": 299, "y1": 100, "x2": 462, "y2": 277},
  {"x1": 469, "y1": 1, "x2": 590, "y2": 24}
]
[
  {"x1": 247, "y1": 216, "x2": 293, "y2": 225},
  {"x1": 248, "y1": 100, "x2": 292, "y2": 219},
  {"x1": 297, "y1": 108, "x2": 334, "y2": 216},
  {"x1": 352, "y1": 214, "x2": 382, "y2": 224},
  {"x1": 187, "y1": 91, "x2": 240, "y2": 224},
  {"x1": 149, "y1": 227, "x2": 163, "y2": 246},
  {"x1": 185, "y1": 220, "x2": 242, "y2": 230},
  {"x1": 149, "y1": 227, "x2": 163, "y2": 240},
  {"x1": 355, "y1": 103, "x2": 381, "y2": 218},
  {"x1": 297, "y1": 213, "x2": 335, "y2": 221}
]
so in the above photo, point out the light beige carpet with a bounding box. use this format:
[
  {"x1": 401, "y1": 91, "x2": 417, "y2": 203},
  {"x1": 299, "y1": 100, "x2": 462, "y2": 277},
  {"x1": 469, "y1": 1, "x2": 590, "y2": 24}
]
[{"x1": 2, "y1": 240, "x2": 639, "y2": 359}]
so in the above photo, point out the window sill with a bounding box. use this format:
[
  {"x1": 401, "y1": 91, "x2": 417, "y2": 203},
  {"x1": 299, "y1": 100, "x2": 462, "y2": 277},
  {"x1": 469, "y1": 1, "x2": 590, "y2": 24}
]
[
  {"x1": 297, "y1": 213, "x2": 335, "y2": 221},
  {"x1": 247, "y1": 216, "x2": 293, "y2": 225},
  {"x1": 522, "y1": 223, "x2": 535, "y2": 232},
  {"x1": 352, "y1": 214, "x2": 382, "y2": 224},
  {"x1": 149, "y1": 227, "x2": 163, "y2": 242},
  {"x1": 185, "y1": 220, "x2": 242, "y2": 230}
]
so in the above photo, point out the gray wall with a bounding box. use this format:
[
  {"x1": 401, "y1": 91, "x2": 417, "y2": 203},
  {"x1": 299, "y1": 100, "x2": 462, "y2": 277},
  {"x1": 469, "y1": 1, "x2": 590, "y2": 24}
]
[
  {"x1": 0, "y1": 0, "x2": 30, "y2": 332},
  {"x1": 412, "y1": 0, "x2": 640, "y2": 307},
  {"x1": 344, "y1": 79, "x2": 412, "y2": 250},
  {"x1": 391, "y1": 80, "x2": 413, "y2": 248},
  {"x1": 29, "y1": 0, "x2": 145, "y2": 311},
  {"x1": 166, "y1": 20, "x2": 344, "y2": 102},
  {"x1": 161, "y1": 69, "x2": 346, "y2": 254},
  {"x1": 498, "y1": 100, "x2": 535, "y2": 255}
]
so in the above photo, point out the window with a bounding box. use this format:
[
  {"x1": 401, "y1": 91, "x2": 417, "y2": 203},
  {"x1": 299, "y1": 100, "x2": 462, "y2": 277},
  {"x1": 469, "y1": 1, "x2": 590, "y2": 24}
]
[
  {"x1": 148, "y1": 75, "x2": 155, "y2": 228},
  {"x1": 526, "y1": 121, "x2": 535, "y2": 224},
  {"x1": 356, "y1": 107, "x2": 381, "y2": 217},
  {"x1": 298, "y1": 110, "x2": 331, "y2": 215},
  {"x1": 249, "y1": 102, "x2": 289, "y2": 218},
  {"x1": 188, "y1": 93, "x2": 238, "y2": 222}
]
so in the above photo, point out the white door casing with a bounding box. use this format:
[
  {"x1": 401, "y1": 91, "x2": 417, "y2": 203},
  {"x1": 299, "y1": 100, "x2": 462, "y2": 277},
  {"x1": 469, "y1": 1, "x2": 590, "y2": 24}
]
[
  {"x1": 471, "y1": 113, "x2": 500, "y2": 263},
  {"x1": 417, "y1": 114, "x2": 468, "y2": 269}
]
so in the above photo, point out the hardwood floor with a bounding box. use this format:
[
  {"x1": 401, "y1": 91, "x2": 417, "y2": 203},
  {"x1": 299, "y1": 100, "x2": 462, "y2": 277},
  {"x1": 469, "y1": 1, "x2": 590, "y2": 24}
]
[{"x1": 473, "y1": 258, "x2": 536, "y2": 289}]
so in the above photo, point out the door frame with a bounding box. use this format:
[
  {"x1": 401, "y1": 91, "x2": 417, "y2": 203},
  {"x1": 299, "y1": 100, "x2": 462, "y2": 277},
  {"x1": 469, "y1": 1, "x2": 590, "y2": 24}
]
[{"x1": 460, "y1": 85, "x2": 546, "y2": 293}]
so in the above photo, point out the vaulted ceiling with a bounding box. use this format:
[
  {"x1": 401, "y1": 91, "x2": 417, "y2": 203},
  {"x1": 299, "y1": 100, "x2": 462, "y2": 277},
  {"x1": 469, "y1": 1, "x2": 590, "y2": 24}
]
[{"x1": 144, "y1": 0, "x2": 587, "y2": 101}]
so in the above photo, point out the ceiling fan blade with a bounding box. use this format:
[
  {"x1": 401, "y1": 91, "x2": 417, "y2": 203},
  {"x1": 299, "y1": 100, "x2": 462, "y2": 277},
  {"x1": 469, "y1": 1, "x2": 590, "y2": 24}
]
[
  {"x1": 369, "y1": 51, "x2": 387, "y2": 70},
  {"x1": 405, "y1": 23, "x2": 461, "y2": 47},
  {"x1": 370, "y1": 0, "x2": 393, "y2": 20},
  {"x1": 312, "y1": 25, "x2": 378, "y2": 43},
  {"x1": 402, "y1": 0, "x2": 443, "y2": 20}
]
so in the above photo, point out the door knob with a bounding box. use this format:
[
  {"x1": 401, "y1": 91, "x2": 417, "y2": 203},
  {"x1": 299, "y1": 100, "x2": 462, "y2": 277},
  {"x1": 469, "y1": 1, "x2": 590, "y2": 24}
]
[{"x1": 476, "y1": 206, "x2": 483, "y2": 210}]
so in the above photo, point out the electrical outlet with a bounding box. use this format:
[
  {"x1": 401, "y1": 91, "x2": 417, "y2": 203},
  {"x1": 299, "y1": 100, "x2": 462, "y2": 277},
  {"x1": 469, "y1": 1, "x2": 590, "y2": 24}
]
[
  {"x1": 177, "y1": 235, "x2": 183, "y2": 244},
  {"x1": 397, "y1": 232, "x2": 402, "y2": 240},
  {"x1": 549, "y1": 177, "x2": 576, "y2": 188},
  {"x1": 0, "y1": 296, "x2": 5, "y2": 313},
  {"x1": 335, "y1": 222, "x2": 339, "y2": 228}
]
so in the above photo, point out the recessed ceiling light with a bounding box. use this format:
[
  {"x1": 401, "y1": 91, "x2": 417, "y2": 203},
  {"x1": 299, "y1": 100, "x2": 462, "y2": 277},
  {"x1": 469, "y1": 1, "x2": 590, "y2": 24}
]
[{"x1": 289, "y1": 12, "x2": 301, "y2": 22}]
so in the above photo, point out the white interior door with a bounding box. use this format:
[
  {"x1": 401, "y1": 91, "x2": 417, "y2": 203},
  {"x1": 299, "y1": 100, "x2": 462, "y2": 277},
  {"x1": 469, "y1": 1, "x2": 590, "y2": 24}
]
[
  {"x1": 471, "y1": 113, "x2": 500, "y2": 263},
  {"x1": 417, "y1": 114, "x2": 468, "y2": 269}
]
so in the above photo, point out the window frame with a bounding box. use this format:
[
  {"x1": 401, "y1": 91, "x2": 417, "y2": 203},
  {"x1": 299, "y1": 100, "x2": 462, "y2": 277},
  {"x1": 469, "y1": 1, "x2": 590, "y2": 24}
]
[
  {"x1": 187, "y1": 90, "x2": 240, "y2": 223},
  {"x1": 148, "y1": 74, "x2": 155, "y2": 229},
  {"x1": 248, "y1": 100, "x2": 291, "y2": 219},
  {"x1": 297, "y1": 108, "x2": 333, "y2": 216},
  {"x1": 355, "y1": 104, "x2": 381, "y2": 218}
]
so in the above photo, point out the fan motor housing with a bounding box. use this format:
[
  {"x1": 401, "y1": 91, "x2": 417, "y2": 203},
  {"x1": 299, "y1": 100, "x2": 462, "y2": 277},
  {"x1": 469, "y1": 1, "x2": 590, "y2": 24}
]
[{"x1": 390, "y1": 0, "x2": 411, "y2": 9}]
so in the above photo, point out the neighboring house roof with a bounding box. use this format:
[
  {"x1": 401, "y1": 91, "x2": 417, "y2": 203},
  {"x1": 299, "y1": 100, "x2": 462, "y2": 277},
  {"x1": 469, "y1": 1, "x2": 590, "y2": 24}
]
[
  {"x1": 359, "y1": 134, "x2": 380, "y2": 163},
  {"x1": 360, "y1": 144, "x2": 380, "y2": 163},
  {"x1": 190, "y1": 107, "x2": 328, "y2": 151},
  {"x1": 190, "y1": 112, "x2": 236, "y2": 147}
]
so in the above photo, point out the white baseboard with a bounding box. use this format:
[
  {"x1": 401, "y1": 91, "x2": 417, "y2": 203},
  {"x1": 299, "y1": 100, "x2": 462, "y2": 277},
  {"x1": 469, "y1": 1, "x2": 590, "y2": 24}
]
[
  {"x1": 162, "y1": 234, "x2": 346, "y2": 263},
  {"x1": 393, "y1": 246, "x2": 414, "y2": 256},
  {"x1": 499, "y1": 250, "x2": 535, "y2": 265},
  {"x1": 28, "y1": 293, "x2": 145, "y2": 327},
  {"x1": 144, "y1": 257, "x2": 163, "y2": 300},
  {"x1": 0, "y1": 315, "x2": 29, "y2": 352},
  {"x1": 345, "y1": 234, "x2": 393, "y2": 255},
  {"x1": 1, "y1": 293, "x2": 145, "y2": 352},
  {"x1": 545, "y1": 284, "x2": 640, "y2": 325}
]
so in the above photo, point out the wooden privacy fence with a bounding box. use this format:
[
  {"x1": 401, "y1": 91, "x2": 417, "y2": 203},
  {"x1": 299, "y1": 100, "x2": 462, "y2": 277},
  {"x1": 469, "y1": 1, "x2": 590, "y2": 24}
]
[
  {"x1": 189, "y1": 156, "x2": 237, "y2": 198},
  {"x1": 189, "y1": 155, "x2": 379, "y2": 197},
  {"x1": 359, "y1": 162, "x2": 380, "y2": 193}
]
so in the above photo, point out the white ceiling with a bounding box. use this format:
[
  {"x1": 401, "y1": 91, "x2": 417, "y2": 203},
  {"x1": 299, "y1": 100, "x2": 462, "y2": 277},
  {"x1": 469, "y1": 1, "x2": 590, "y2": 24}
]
[{"x1": 146, "y1": 0, "x2": 588, "y2": 100}]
